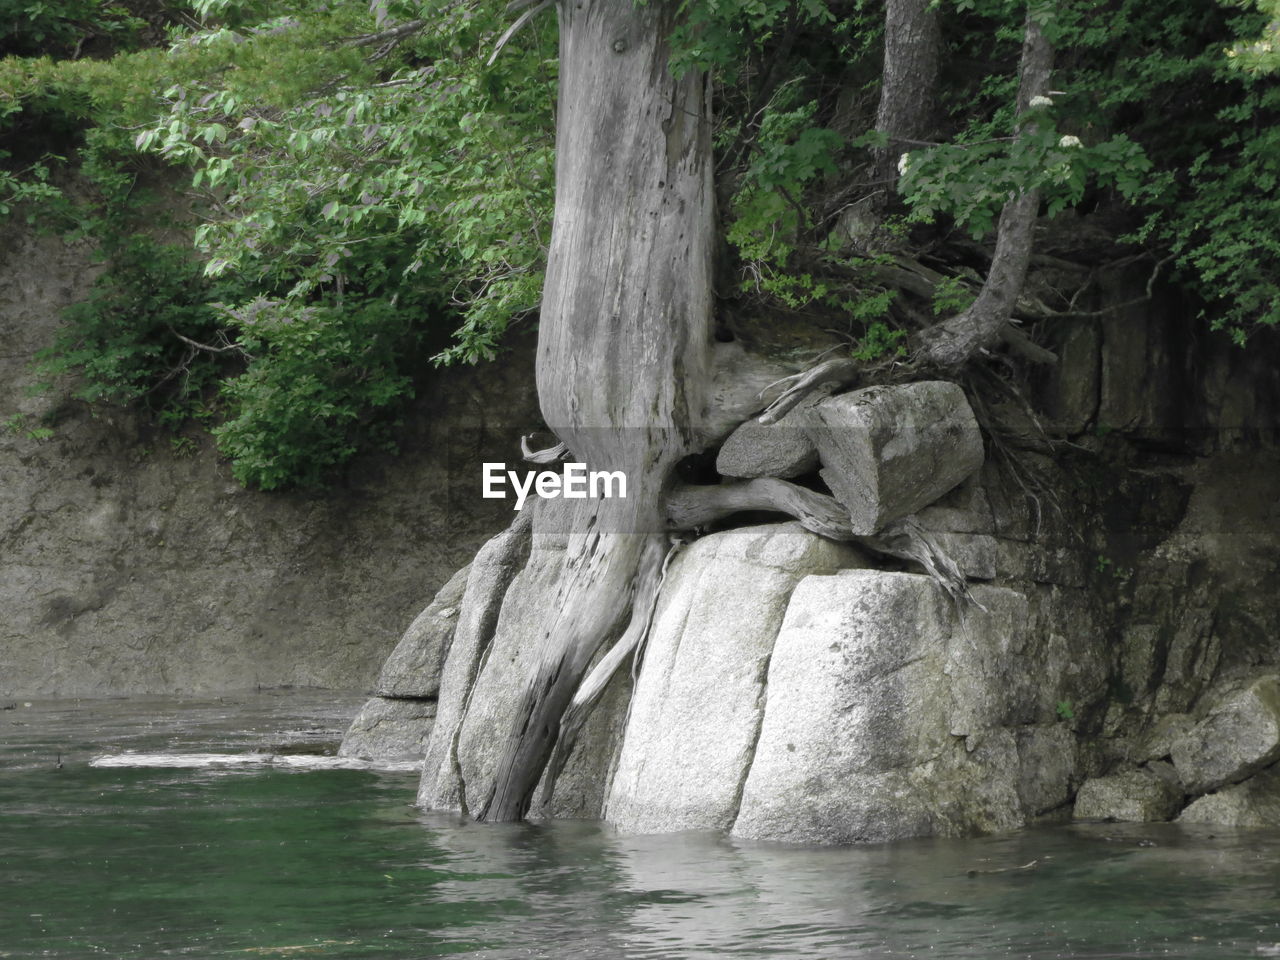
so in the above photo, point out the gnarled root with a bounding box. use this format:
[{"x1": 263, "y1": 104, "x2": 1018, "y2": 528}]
[
  {"x1": 538, "y1": 536, "x2": 676, "y2": 804},
  {"x1": 858, "y1": 516, "x2": 979, "y2": 610},
  {"x1": 478, "y1": 521, "x2": 661, "y2": 822},
  {"x1": 666, "y1": 478, "x2": 855, "y2": 540}
]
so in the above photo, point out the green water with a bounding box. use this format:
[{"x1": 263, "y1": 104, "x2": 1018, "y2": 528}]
[{"x1": 4, "y1": 694, "x2": 1280, "y2": 959}]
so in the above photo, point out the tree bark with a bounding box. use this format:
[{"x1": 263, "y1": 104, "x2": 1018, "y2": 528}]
[
  {"x1": 873, "y1": 0, "x2": 941, "y2": 204},
  {"x1": 479, "y1": 0, "x2": 715, "y2": 822}
]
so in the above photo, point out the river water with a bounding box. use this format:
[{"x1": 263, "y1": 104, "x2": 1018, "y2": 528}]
[{"x1": 3, "y1": 693, "x2": 1279, "y2": 959}]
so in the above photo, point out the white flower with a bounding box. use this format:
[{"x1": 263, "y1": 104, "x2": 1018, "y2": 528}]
[
  {"x1": 1029, "y1": 95, "x2": 1053, "y2": 108},
  {"x1": 897, "y1": 152, "x2": 911, "y2": 176},
  {"x1": 1058, "y1": 134, "x2": 1083, "y2": 148}
]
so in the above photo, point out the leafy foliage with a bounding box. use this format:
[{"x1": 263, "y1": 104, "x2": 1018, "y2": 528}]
[
  {"x1": 3, "y1": 0, "x2": 1279, "y2": 487},
  {"x1": 3, "y1": 0, "x2": 556, "y2": 487}
]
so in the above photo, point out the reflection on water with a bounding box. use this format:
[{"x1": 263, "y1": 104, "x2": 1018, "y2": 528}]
[{"x1": 3, "y1": 694, "x2": 1280, "y2": 959}]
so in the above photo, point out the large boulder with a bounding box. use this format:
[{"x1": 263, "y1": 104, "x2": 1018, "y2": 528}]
[
  {"x1": 732, "y1": 570, "x2": 1042, "y2": 844},
  {"x1": 604, "y1": 523, "x2": 867, "y2": 834},
  {"x1": 715, "y1": 399, "x2": 820, "y2": 479},
  {"x1": 1178, "y1": 764, "x2": 1280, "y2": 828},
  {"x1": 1171, "y1": 674, "x2": 1280, "y2": 795},
  {"x1": 338, "y1": 697, "x2": 437, "y2": 762},
  {"x1": 374, "y1": 564, "x2": 470, "y2": 698},
  {"x1": 812, "y1": 381, "x2": 984, "y2": 535},
  {"x1": 1072, "y1": 767, "x2": 1184, "y2": 822}
]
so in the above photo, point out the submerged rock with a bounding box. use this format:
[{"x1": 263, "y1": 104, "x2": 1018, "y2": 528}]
[
  {"x1": 812, "y1": 381, "x2": 984, "y2": 535},
  {"x1": 338, "y1": 697, "x2": 437, "y2": 762},
  {"x1": 1072, "y1": 767, "x2": 1184, "y2": 822},
  {"x1": 604, "y1": 523, "x2": 867, "y2": 834},
  {"x1": 1171, "y1": 675, "x2": 1280, "y2": 795}
]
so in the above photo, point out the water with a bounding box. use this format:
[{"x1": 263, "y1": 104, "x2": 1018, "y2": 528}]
[{"x1": 3, "y1": 694, "x2": 1280, "y2": 959}]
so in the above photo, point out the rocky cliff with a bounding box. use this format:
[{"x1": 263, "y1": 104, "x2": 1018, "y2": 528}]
[{"x1": 0, "y1": 227, "x2": 537, "y2": 697}]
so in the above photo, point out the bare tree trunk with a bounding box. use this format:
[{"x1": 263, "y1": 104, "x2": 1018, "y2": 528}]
[
  {"x1": 873, "y1": 0, "x2": 941, "y2": 204},
  {"x1": 917, "y1": 8, "x2": 1053, "y2": 367},
  {"x1": 480, "y1": 0, "x2": 715, "y2": 822}
]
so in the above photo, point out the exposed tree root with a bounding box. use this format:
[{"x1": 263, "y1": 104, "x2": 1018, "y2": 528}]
[
  {"x1": 667, "y1": 478, "x2": 856, "y2": 540},
  {"x1": 478, "y1": 520, "x2": 660, "y2": 822},
  {"x1": 538, "y1": 535, "x2": 677, "y2": 805},
  {"x1": 858, "y1": 517, "x2": 979, "y2": 610},
  {"x1": 667, "y1": 480, "x2": 974, "y2": 607}
]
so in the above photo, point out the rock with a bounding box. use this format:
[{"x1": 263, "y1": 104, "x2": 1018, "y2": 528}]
[
  {"x1": 375, "y1": 564, "x2": 470, "y2": 698},
  {"x1": 1014, "y1": 725, "x2": 1077, "y2": 816},
  {"x1": 1047, "y1": 319, "x2": 1101, "y2": 435},
  {"x1": 1178, "y1": 764, "x2": 1280, "y2": 828},
  {"x1": 716, "y1": 400, "x2": 819, "y2": 479},
  {"x1": 1137, "y1": 713, "x2": 1194, "y2": 761},
  {"x1": 1072, "y1": 768, "x2": 1183, "y2": 822},
  {"x1": 1171, "y1": 675, "x2": 1280, "y2": 795},
  {"x1": 812, "y1": 381, "x2": 984, "y2": 535},
  {"x1": 338, "y1": 697, "x2": 437, "y2": 762},
  {"x1": 444, "y1": 537, "x2": 571, "y2": 814},
  {"x1": 731, "y1": 571, "x2": 1036, "y2": 844},
  {"x1": 416, "y1": 513, "x2": 533, "y2": 812},
  {"x1": 605, "y1": 523, "x2": 867, "y2": 834}
]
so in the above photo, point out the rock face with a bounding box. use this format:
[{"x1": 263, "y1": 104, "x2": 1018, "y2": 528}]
[
  {"x1": 0, "y1": 226, "x2": 539, "y2": 698},
  {"x1": 811, "y1": 382, "x2": 984, "y2": 535},
  {"x1": 416, "y1": 514, "x2": 534, "y2": 812},
  {"x1": 732, "y1": 571, "x2": 1053, "y2": 843},
  {"x1": 715, "y1": 400, "x2": 819, "y2": 479},
  {"x1": 1072, "y1": 767, "x2": 1183, "y2": 822},
  {"x1": 1171, "y1": 675, "x2": 1280, "y2": 795},
  {"x1": 394, "y1": 279, "x2": 1280, "y2": 845},
  {"x1": 604, "y1": 523, "x2": 867, "y2": 834}
]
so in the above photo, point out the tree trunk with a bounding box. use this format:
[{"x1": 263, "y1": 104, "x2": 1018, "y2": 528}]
[
  {"x1": 480, "y1": 0, "x2": 715, "y2": 821},
  {"x1": 873, "y1": 0, "x2": 941, "y2": 204},
  {"x1": 917, "y1": 8, "x2": 1053, "y2": 367}
]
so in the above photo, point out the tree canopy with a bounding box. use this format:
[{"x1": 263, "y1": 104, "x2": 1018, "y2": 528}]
[{"x1": 2, "y1": 0, "x2": 1277, "y2": 487}]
